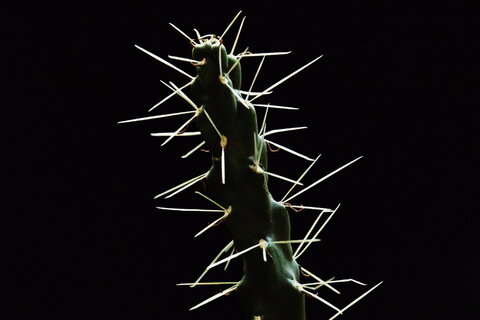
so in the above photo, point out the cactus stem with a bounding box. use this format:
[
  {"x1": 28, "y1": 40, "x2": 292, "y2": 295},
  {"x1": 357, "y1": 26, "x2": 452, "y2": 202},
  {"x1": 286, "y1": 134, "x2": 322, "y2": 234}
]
[
  {"x1": 149, "y1": 80, "x2": 193, "y2": 112},
  {"x1": 117, "y1": 110, "x2": 196, "y2": 124},
  {"x1": 169, "y1": 22, "x2": 197, "y2": 45},
  {"x1": 250, "y1": 55, "x2": 323, "y2": 103},
  {"x1": 134, "y1": 44, "x2": 195, "y2": 80},
  {"x1": 189, "y1": 284, "x2": 238, "y2": 311},
  {"x1": 181, "y1": 141, "x2": 206, "y2": 159},
  {"x1": 192, "y1": 240, "x2": 234, "y2": 287},
  {"x1": 264, "y1": 139, "x2": 315, "y2": 161},
  {"x1": 153, "y1": 172, "x2": 207, "y2": 199},
  {"x1": 252, "y1": 103, "x2": 299, "y2": 110},
  {"x1": 283, "y1": 156, "x2": 363, "y2": 204},
  {"x1": 328, "y1": 282, "x2": 383, "y2": 320},
  {"x1": 230, "y1": 16, "x2": 246, "y2": 55}
]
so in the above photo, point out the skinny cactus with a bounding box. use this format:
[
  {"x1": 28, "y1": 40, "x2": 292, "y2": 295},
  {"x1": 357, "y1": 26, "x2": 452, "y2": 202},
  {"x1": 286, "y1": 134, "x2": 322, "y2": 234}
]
[{"x1": 119, "y1": 11, "x2": 381, "y2": 320}]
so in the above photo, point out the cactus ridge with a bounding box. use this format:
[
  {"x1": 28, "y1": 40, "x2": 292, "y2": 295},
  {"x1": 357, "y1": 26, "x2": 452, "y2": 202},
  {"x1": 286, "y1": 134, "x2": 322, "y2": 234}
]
[{"x1": 120, "y1": 11, "x2": 382, "y2": 320}]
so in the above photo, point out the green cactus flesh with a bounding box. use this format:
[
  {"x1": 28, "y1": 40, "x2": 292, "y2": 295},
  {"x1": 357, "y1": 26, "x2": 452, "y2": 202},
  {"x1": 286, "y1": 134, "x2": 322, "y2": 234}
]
[
  {"x1": 121, "y1": 11, "x2": 382, "y2": 320},
  {"x1": 191, "y1": 38, "x2": 305, "y2": 320}
]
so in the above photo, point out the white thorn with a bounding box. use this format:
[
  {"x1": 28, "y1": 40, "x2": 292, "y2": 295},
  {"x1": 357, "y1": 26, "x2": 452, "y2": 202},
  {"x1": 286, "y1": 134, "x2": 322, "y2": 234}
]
[
  {"x1": 295, "y1": 204, "x2": 341, "y2": 259},
  {"x1": 283, "y1": 156, "x2": 363, "y2": 203},
  {"x1": 182, "y1": 141, "x2": 206, "y2": 159},
  {"x1": 300, "y1": 267, "x2": 340, "y2": 295},
  {"x1": 240, "y1": 51, "x2": 292, "y2": 58},
  {"x1": 160, "y1": 113, "x2": 197, "y2": 147},
  {"x1": 168, "y1": 55, "x2": 203, "y2": 64},
  {"x1": 169, "y1": 23, "x2": 196, "y2": 44},
  {"x1": 263, "y1": 126, "x2": 308, "y2": 137},
  {"x1": 230, "y1": 16, "x2": 246, "y2": 55},
  {"x1": 252, "y1": 104, "x2": 299, "y2": 110},
  {"x1": 263, "y1": 170, "x2": 304, "y2": 186},
  {"x1": 224, "y1": 83, "x2": 251, "y2": 109},
  {"x1": 149, "y1": 80, "x2": 192, "y2": 112},
  {"x1": 161, "y1": 80, "x2": 199, "y2": 110},
  {"x1": 195, "y1": 191, "x2": 227, "y2": 211},
  {"x1": 293, "y1": 209, "x2": 326, "y2": 259},
  {"x1": 151, "y1": 131, "x2": 200, "y2": 137},
  {"x1": 194, "y1": 215, "x2": 226, "y2": 238},
  {"x1": 220, "y1": 11, "x2": 242, "y2": 40},
  {"x1": 285, "y1": 204, "x2": 334, "y2": 212},
  {"x1": 117, "y1": 110, "x2": 196, "y2": 124},
  {"x1": 246, "y1": 56, "x2": 266, "y2": 101},
  {"x1": 177, "y1": 281, "x2": 238, "y2": 286},
  {"x1": 264, "y1": 138, "x2": 315, "y2": 161},
  {"x1": 189, "y1": 284, "x2": 238, "y2": 311},
  {"x1": 135, "y1": 44, "x2": 194, "y2": 80},
  {"x1": 153, "y1": 172, "x2": 207, "y2": 199},
  {"x1": 281, "y1": 154, "x2": 321, "y2": 203},
  {"x1": 156, "y1": 206, "x2": 224, "y2": 213},
  {"x1": 300, "y1": 286, "x2": 342, "y2": 313},
  {"x1": 250, "y1": 55, "x2": 323, "y2": 102},
  {"x1": 201, "y1": 108, "x2": 223, "y2": 138},
  {"x1": 328, "y1": 282, "x2": 383, "y2": 320},
  {"x1": 207, "y1": 243, "x2": 260, "y2": 270},
  {"x1": 191, "y1": 241, "x2": 234, "y2": 287}
]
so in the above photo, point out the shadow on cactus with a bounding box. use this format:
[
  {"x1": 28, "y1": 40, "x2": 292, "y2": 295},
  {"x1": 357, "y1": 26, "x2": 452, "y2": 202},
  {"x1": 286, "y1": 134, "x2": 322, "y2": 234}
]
[{"x1": 119, "y1": 11, "x2": 382, "y2": 320}]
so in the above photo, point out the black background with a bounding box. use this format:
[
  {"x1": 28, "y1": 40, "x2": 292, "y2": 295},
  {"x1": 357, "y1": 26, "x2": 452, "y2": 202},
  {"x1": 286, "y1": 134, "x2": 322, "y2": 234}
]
[{"x1": 7, "y1": 1, "x2": 473, "y2": 320}]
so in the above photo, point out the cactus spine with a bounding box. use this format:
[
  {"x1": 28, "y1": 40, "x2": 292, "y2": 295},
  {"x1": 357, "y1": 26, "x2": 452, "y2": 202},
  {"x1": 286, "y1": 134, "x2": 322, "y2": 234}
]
[{"x1": 120, "y1": 11, "x2": 381, "y2": 320}]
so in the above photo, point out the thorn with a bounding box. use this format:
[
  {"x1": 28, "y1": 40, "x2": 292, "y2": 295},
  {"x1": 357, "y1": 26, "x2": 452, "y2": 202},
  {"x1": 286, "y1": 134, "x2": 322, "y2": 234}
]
[
  {"x1": 283, "y1": 156, "x2": 363, "y2": 203},
  {"x1": 182, "y1": 141, "x2": 206, "y2": 159},
  {"x1": 135, "y1": 44, "x2": 194, "y2": 80},
  {"x1": 263, "y1": 126, "x2": 308, "y2": 137},
  {"x1": 191, "y1": 241, "x2": 234, "y2": 287},
  {"x1": 169, "y1": 22, "x2": 196, "y2": 44},
  {"x1": 153, "y1": 172, "x2": 207, "y2": 199},
  {"x1": 117, "y1": 110, "x2": 196, "y2": 124},
  {"x1": 294, "y1": 204, "x2": 341, "y2": 259},
  {"x1": 250, "y1": 55, "x2": 323, "y2": 103},
  {"x1": 230, "y1": 16, "x2": 246, "y2": 55},
  {"x1": 328, "y1": 282, "x2": 383, "y2": 320},
  {"x1": 246, "y1": 56, "x2": 266, "y2": 101},
  {"x1": 189, "y1": 284, "x2": 238, "y2": 311},
  {"x1": 149, "y1": 80, "x2": 192, "y2": 112},
  {"x1": 252, "y1": 104, "x2": 299, "y2": 110},
  {"x1": 219, "y1": 11, "x2": 242, "y2": 40},
  {"x1": 264, "y1": 139, "x2": 315, "y2": 161},
  {"x1": 281, "y1": 154, "x2": 321, "y2": 203}
]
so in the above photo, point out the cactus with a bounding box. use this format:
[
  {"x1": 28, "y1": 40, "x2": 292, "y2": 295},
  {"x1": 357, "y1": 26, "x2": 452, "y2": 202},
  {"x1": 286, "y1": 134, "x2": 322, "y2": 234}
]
[{"x1": 119, "y1": 11, "x2": 381, "y2": 320}]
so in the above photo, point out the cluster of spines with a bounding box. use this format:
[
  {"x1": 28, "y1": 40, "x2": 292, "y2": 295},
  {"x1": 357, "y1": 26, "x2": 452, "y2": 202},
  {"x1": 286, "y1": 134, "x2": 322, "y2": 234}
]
[{"x1": 119, "y1": 10, "x2": 381, "y2": 319}]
